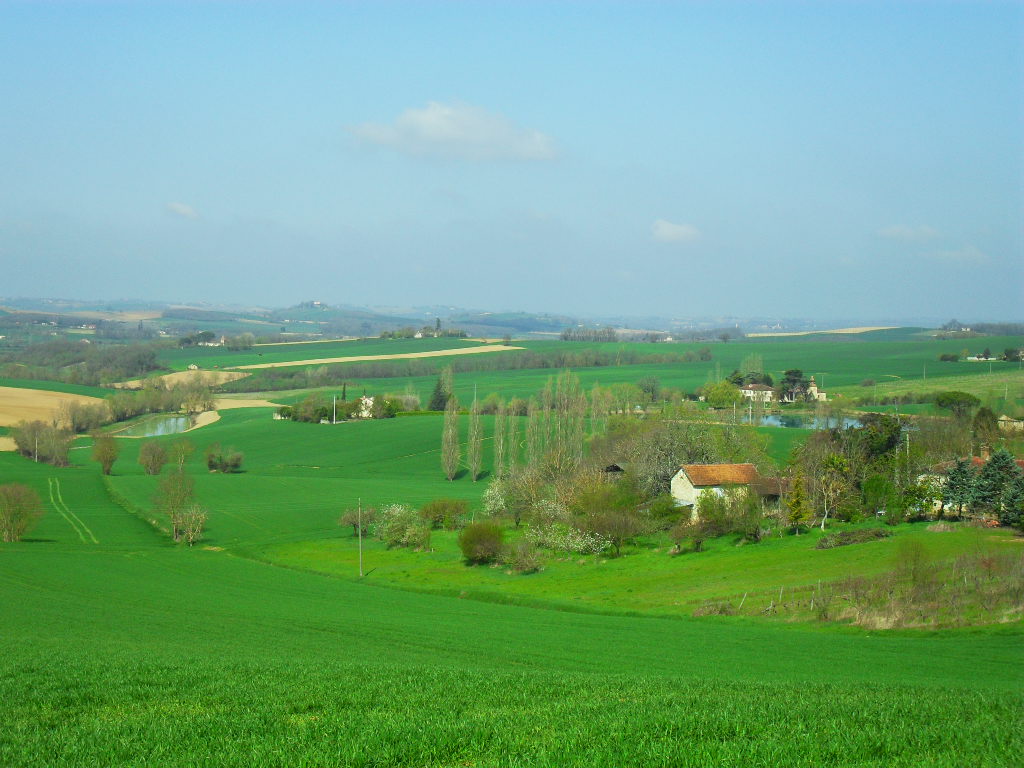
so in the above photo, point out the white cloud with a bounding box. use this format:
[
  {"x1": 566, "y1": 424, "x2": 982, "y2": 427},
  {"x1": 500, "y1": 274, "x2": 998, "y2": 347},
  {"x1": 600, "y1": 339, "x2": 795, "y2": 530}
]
[
  {"x1": 877, "y1": 224, "x2": 938, "y2": 242},
  {"x1": 929, "y1": 245, "x2": 989, "y2": 264},
  {"x1": 166, "y1": 202, "x2": 199, "y2": 220},
  {"x1": 349, "y1": 101, "x2": 556, "y2": 161},
  {"x1": 652, "y1": 219, "x2": 700, "y2": 243}
]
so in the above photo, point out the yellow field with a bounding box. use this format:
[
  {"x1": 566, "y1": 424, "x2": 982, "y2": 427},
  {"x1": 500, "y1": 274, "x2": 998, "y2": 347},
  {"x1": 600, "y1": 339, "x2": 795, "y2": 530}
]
[
  {"x1": 230, "y1": 344, "x2": 524, "y2": 370},
  {"x1": 0, "y1": 386, "x2": 104, "y2": 428},
  {"x1": 114, "y1": 370, "x2": 251, "y2": 389},
  {"x1": 747, "y1": 326, "x2": 897, "y2": 338}
]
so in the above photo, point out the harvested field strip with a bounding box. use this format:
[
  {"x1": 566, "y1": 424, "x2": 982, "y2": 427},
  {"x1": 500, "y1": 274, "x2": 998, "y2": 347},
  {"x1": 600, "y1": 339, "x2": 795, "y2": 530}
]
[
  {"x1": 230, "y1": 344, "x2": 523, "y2": 370},
  {"x1": 0, "y1": 385, "x2": 104, "y2": 427},
  {"x1": 48, "y1": 477, "x2": 97, "y2": 544},
  {"x1": 114, "y1": 370, "x2": 250, "y2": 389},
  {"x1": 746, "y1": 326, "x2": 898, "y2": 337}
]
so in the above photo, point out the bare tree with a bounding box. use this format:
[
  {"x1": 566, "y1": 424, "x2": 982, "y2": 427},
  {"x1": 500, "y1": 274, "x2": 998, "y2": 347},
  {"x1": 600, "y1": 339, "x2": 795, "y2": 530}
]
[
  {"x1": 168, "y1": 439, "x2": 195, "y2": 470},
  {"x1": 0, "y1": 483, "x2": 44, "y2": 542},
  {"x1": 442, "y1": 396, "x2": 460, "y2": 481},
  {"x1": 155, "y1": 469, "x2": 195, "y2": 542},
  {"x1": 179, "y1": 503, "x2": 208, "y2": 546},
  {"x1": 467, "y1": 395, "x2": 482, "y2": 481},
  {"x1": 91, "y1": 434, "x2": 120, "y2": 475},
  {"x1": 138, "y1": 440, "x2": 168, "y2": 475}
]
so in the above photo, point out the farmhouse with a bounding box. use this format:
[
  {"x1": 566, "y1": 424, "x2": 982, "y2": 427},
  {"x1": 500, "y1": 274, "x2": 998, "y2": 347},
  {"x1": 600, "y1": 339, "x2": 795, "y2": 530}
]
[
  {"x1": 740, "y1": 383, "x2": 774, "y2": 403},
  {"x1": 671, "y1": 463, "x2": 760, "y2": 509},
  {"x1": 998, "y1": 414, "x2": 1023, "y2": 432}
]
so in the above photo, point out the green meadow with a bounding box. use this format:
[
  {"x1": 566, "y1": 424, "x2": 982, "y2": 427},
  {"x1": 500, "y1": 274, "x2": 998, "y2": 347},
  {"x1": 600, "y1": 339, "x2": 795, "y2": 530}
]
[{"x1": 2, "y1": 330, "x2": 1023, "y2": 765}]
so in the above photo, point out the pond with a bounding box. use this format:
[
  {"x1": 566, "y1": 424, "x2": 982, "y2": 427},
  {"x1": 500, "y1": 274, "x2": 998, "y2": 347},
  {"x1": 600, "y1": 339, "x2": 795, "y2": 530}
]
[
  {"x1": 741, "y1": 413, "x2": 862, "y2": 430},
  {"x1": 116, "y1": 415, "x2": 191, "y2": 437}
]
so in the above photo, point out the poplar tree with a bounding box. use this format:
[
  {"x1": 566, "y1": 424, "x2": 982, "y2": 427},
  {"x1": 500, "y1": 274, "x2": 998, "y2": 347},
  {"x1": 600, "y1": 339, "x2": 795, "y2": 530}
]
[
  {"x1": 442, "y1": 396, "x2": 460, "y2": 481},
  {"x1": 467, "y1": 395, "x2": 482, "y2": 482},
  {"x1": 493, "y1": 402, "x2": 507, "y2": 479},
  {"x1": 506, "y1": 408, "x2": 519, "y2": 473}
]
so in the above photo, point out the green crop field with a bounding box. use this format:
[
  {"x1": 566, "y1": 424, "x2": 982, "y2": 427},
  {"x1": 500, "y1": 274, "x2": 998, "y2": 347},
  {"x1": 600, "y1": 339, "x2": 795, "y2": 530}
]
[{"x1": 2, "y1": 331, "x2": 1024, "y2": 765}]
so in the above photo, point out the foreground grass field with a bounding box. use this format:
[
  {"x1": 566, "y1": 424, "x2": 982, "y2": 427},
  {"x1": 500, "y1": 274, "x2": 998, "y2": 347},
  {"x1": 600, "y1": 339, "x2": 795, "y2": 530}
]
[{"x1": 2, "y1": 332, "x2": 1024, "y2": 765}]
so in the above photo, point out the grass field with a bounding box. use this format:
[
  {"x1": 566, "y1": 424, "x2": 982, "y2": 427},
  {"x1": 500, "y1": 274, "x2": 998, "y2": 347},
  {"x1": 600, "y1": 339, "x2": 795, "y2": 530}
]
[{"x1": 2, "y1": 331, "x2": 1023, "y2": 765}]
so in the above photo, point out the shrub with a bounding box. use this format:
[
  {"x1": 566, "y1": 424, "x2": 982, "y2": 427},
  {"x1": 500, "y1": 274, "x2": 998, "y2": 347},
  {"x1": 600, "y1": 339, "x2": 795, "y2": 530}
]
[
  {"x1": 419, "y1": 498, "x2": 469, "y2": 530},
  {"x1": 0, "y1": 483, "x2": 45, "y2": 542},
  {"x1": 205, "y1": 443, "x2": 244, "y2": 473},
  {"x1": 500, "y1": 539, "x2": 544, "y2": 574},
  {"x1": 375, "y1": 504, "x2": 431, "y2": 550},
  {"x1": 816, "y1": 528, "x2": 891, "y2": 549},
  {"x1": 525, "y1": 522, "x2": 610, "y2": 555},
  {"x1": 458, "y1": 522, "x2": 504, "y2": 564}
]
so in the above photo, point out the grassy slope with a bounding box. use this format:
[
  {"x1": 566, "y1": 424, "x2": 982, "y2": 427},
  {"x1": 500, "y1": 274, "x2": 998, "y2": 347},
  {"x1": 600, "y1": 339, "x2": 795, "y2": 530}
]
[
  {"x1": 264, "y1": 522, "x2": 1020, "y2": 618},
  {"x1": 0, "y1": 377, "x2": 111, "y2": 398}
]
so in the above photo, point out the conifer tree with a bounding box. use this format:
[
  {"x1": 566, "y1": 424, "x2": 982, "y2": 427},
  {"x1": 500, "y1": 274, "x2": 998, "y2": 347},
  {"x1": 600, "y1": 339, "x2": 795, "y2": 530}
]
[{"x1": 786, "y1": 473, "x2": 812, "y2": 533}]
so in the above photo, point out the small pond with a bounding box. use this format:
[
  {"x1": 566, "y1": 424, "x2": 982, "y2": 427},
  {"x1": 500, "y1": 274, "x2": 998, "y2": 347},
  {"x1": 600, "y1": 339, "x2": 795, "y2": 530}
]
[
  {"x1": 741, "y1": 413, "x2": 862, "y2": 430},
  {"x1": 117, "y1": 415, "x2": 191, "y2": 437}
]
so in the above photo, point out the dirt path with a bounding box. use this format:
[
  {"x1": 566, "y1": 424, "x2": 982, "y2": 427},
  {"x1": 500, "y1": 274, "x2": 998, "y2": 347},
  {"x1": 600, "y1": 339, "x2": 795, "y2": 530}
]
[{"x1": 230, "y1": 344, "x2": 523, "y2": 370}]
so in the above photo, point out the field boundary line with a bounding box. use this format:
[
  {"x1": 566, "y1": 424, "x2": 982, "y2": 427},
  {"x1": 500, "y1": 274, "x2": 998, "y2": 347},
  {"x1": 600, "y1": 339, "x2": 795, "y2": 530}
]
[{"x1": 50, "y1": 477, "x2": 98, "y2": 544}]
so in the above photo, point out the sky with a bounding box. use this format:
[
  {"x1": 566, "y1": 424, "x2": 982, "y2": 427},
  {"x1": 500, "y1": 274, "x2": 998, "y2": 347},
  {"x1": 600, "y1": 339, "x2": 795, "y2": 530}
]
[{"x1": 0, "y1": 1, "x2": 1021, "y2": 322}]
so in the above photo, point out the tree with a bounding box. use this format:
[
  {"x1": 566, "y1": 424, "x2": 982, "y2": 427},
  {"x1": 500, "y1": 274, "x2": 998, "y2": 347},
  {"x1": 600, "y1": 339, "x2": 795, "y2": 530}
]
[
  {"x1": 155, "y1": 469, "x2": 195, "y2": 542},
  {"x1": 703, "y1": 380, "x2": 743, "y2": 409},
  {"x1": 935, "y1": 391, "x2": 981, "y2": 420},
  {"x1": 138, "y1": 440, "x2": 168, "y2": 475},
  {"x1": 168, "y1": 439, "x2": 195, "y2": 470},
  {"x1": 942, "y1": 459, "x2": 976, "y2": 518},
  {"x1": 91, "y1": 434, "x2": 119, "y2": 475},
  {"x1": 467, "y1": 395, "x2": 482, "y2": 481},
  {"x1": 972, "y1": 407, "x2": 1000, "y2": 447},
  {"x1": 974, "y1": 448, "x2": 1023, "y2": 515},
  {"x1": 458, "y1": 521, "x2": 504, "y2": 564},
  {"x1": 817, "y1": 454, "x2": 850, "y2": 530},
  {"x1": 1000, "y1": 474, "x2": 1024, "y2": 530},
  {"x1": 179, "y1": 503, "x2": 208, "y2": 546},
  {"x1": 636, "y1": 376, "x2": 661, "y2": 402},
  {"x1": 442, "y1": 396, "x2": 460, "y2": 481},
  {"x1": 493, "y1": 402, "x2": 507, "y2": 479},
  {"x1": 0, "y1": 483, "x2": 44, "y2": 542},
  {"x1": 786, "y1": 473, "x2": 812, "y2": 533},
  {"x1": 427, "y1": 374, "x2": 449, "y2": 411},
  {"x1": 339, "y1": 506, "x2": 377, "y2": 537}
]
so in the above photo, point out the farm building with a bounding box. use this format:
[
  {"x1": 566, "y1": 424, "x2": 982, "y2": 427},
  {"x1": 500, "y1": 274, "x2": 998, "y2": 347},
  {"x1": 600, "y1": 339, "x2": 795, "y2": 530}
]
[
  {"x1": 671, "y1": 463, "x2": 760, "y2": 509},
  {"x1": 740, "y1": 383, "x2": 774, "y2": 403}
]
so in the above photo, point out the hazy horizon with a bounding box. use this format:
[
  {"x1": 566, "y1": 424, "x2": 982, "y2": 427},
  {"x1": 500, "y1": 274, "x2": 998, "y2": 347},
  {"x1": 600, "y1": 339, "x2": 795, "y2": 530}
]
[{"x1": 1, "y1": 2, "x2": 1021, "y2": 321}]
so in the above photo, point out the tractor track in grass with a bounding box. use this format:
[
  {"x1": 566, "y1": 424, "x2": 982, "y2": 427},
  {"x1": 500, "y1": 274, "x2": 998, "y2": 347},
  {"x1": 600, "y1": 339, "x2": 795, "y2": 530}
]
[{"x1": 48, "y1": 477, "x2": 98, "y2": 544}]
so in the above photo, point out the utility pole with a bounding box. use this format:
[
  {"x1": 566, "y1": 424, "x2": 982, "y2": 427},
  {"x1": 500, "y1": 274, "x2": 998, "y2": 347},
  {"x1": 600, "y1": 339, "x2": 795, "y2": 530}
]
[
  {"x1": 333, "y1": 395, "x2": 337, "y2": 425},
  {"x1": 357, "y1": 498, "x2": 364, "y2": 578}
]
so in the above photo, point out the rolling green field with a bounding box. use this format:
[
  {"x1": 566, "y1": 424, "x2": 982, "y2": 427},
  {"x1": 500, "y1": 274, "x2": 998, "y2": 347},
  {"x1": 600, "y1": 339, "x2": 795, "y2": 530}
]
[{"x1": 2, "y1": 330, "x2": 1024, "y2": 765}]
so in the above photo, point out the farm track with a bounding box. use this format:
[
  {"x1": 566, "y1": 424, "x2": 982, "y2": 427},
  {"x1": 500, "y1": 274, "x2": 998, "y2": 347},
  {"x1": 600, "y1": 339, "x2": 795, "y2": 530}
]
[{"x1": 48, "y1": 476, "x2": 98, "y2": 544}]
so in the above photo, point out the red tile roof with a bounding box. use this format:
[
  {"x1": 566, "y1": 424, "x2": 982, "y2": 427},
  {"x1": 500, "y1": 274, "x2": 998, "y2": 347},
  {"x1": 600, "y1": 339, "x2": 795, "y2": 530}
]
[{"x1": 681, "y1": 463, "x2": 760, "y2": 486}]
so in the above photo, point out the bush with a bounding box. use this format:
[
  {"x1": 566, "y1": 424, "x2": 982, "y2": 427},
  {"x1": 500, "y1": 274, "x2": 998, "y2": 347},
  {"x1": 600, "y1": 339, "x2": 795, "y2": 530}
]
[
  {"x1": 375, "y1": 504, "x2": 431, "y2": 550},
  {"x1": 500, "y1": 539, "x2": 544, "y2": 574},
  {"x1": 0, "y1": 483, "x2": 45, "y2": 542},
  {"x1": 816, "y1": 528, "x2": 891, "y2": 549},
  {"x1": 205, "y1": 443, "x2": 244, "y2": 473},
  {"x1": 419, "y1": 498, "x2": 469, "y2": 530},
  {"x1": 458, "y1": 522, "x2": 504, "y2": 564}
]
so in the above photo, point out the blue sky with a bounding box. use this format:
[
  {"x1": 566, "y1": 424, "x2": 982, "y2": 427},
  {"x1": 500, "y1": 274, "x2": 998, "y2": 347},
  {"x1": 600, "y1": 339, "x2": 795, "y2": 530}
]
[{"x1": 1, "y1": 1, "x2": 1021, "y2": 321}]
